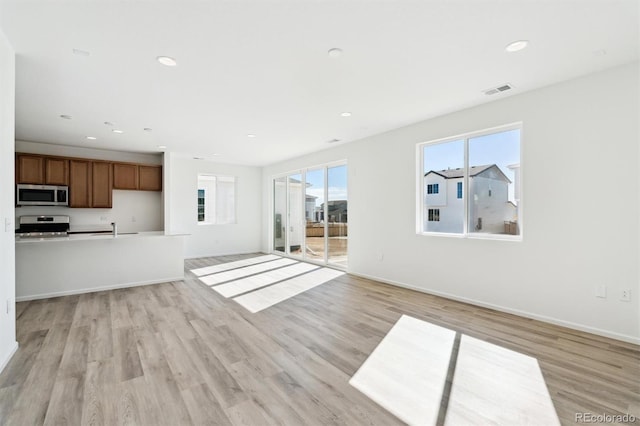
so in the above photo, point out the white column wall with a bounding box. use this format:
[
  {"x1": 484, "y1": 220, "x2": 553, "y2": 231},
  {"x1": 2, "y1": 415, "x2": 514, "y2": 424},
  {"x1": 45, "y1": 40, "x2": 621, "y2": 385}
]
[
  {"x1": 262, "y1": 63, "x2": 640, "y2": 343},
  {"x1": 0, "y1": 28, "x2": 17, "y2": 372}
]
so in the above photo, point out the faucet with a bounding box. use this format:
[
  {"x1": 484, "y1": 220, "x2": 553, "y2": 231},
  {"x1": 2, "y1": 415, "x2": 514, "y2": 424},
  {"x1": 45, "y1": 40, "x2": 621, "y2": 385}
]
[{"x1": 111, "y1": 222, "x2": 117, "y2": 237}]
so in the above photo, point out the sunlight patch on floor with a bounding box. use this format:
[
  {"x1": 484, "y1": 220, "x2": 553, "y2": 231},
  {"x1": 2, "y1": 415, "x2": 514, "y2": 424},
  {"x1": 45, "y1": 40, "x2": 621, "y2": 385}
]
[
  {"x1": 350, "y1": 315, "x2": 560, "y2": 426},
  {"x1": 232, "y1": 267, "x2": 344, "y2": 313},
  {"x1": 190, "y1": 254, "x2": 281, "y2": 276},
  {"x1": 199, "y1": 258, "x2": 297, "y2": 286},
  {"x1": 212, "y1": 262, "x2": 320, "y2": 298}
]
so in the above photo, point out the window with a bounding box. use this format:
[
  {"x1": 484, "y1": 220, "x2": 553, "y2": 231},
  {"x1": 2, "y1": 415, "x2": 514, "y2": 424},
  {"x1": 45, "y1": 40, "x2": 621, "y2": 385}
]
[
  {"x1": 197, "y1": 174, "x2": 237, "y2": 224},
  {"x1": 197, "y1": 189, "x2": 205, "y2": 221},
  {"x1": 418, "y1": 124, "x2": 521, "y2": 238}
]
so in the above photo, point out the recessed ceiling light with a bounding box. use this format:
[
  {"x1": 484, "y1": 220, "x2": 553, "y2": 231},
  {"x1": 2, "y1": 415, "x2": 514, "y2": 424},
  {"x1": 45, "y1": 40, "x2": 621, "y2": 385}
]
[
  {"x1": 86, "y1": 136, "x2": 97, "y2": 140},
  {"x1": 247, "y1": 134, "x2": 256, "y2": 138},
  {"x1": 593, "y1": 49, "x2": 607, "y2": 56},
  {"x1": 112, "y1": 129, "x2": 124, "y2": 134},
  {"x1": 505, "y1": 40, "x2": 529, "y2": 53},
  {"x1": 328, "y1": 48, "x2": 343, "y2": 58},
  {"x1": 72, "y1": 48, "x2": 90, "y2": 57},
  {"x1": 60, "y1": 114, "x2": 72, "y2": 120},
  {"x1": 157, "y1": 56, "x2": 177, "y2": 67},
  {"x1": 104, "y1": 121, "x2": 114, "y2": 126},
  {"x1": 157, "y1": 145, "x2": 166, "y2": 150},
  {"x1": 193, "y1": 157, "x2": 204, "y2": 160},
  {"x1": 144, "y1": 128, "x2": 153, "y2": 132},
  {"x1": 327, "y1": 138, "x2": 341, "y2": 144},
  {"x1": 340, "y1": 112, "x2": 352, "y2": 117}
]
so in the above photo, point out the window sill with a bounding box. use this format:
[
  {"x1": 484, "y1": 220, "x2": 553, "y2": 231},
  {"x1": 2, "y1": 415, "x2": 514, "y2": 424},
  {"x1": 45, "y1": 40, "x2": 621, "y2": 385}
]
[{"x1": 418, "y1": 231, "x2": 522, "y2": 242}]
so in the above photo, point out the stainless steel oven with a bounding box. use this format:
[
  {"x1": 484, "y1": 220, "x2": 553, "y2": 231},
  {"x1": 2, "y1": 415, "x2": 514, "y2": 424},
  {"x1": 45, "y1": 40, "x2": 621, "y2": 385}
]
[{"x1": 16, "y1": 184, "x2": 69, "y2": 206}]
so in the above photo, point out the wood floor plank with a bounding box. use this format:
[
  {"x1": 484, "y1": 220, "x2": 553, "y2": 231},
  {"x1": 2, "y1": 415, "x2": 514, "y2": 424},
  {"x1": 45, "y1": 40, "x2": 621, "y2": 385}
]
[{"x1": 2, "y1": 253, "x2": 638, "y2": 426}]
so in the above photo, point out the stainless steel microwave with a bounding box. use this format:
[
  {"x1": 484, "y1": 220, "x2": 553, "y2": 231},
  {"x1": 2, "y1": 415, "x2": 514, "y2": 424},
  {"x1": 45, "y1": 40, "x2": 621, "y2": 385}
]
[{"x1": 16, "y1": 184, "x2": 69, "y2": 206}]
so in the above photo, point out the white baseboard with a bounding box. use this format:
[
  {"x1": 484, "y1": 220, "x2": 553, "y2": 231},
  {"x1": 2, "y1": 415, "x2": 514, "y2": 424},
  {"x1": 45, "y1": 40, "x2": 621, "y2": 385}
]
[
  {"x1": 16, "y1": 276, "x2": 185, "y2": 302},
  {"x1": 349, "y1": 271, "x2": 640, "y2": 345},
  {"x1": 0, "y1": 341, "x2": 18, "y2": 374}
]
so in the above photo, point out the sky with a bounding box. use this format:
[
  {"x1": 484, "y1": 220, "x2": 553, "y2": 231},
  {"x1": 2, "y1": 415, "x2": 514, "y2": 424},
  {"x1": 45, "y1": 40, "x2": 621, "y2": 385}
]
[{"x1": 423, "y1": 128, "x2": 520, "y2": 177}]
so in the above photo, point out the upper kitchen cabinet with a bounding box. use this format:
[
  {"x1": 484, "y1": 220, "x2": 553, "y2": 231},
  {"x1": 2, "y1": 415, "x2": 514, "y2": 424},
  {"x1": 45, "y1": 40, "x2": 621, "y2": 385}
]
[
  {"x1": 92, "y1": 162, "x2": 113, "y2": 208},
  {"x1": 138, "y1": 165, "x2": 162, "y2": 191},
  {"x1": 17, "y1": 154, "x2": 69, "y2": 185},
  {"x1": 113, "y1": 163, "x2": 139, "y2": 190},
  {"x1": 16, "y1": 154, "x2": 44, "y2": 184},
  {"x1": 69, "y1": 160, "x2": 92, "y2": 207},
  {"x1": 44, "y1": 157, "x2": 69, "y2": 185}
]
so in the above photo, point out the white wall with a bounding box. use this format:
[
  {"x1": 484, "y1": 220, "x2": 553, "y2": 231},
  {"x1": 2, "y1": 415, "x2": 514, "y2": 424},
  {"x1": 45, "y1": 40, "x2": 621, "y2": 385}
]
[
  {"x1": 262, "y1": 63, "x2": 640, "y2": 343},
  {"x1": 14, "y1": 140, "x2": 163, "y2": 233},
  {"x1": 0, "y1": 28, "x2": 17, "y2": 372},
  {"x1": 166, "y1": 153, "x2": 262, "y2": 258}
]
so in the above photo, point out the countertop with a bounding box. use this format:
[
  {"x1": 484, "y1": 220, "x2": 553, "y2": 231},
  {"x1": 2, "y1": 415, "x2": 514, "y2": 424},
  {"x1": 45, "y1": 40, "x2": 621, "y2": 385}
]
[{"x1": 16, "y1": 231, "x2": 187, "y2": 244}]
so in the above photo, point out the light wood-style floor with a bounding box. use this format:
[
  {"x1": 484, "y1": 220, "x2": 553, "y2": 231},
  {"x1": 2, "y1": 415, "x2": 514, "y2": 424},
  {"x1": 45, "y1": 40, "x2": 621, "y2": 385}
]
[{"x1": 1, "y1": 253, "x2": 638, "y2": 425}]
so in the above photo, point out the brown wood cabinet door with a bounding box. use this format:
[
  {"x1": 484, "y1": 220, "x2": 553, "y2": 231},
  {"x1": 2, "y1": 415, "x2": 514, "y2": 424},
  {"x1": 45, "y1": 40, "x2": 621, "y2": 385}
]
[
  {"x1": 113, "y1": 163, "x2": 138, "y2": 190},
  {"x1": 92, "y1": 162, "x2": 113, "y2": 208},
  {"x1": 45, "y1": 158, "x2": 69, "y2": 185},
  {"x1": 17, "y1": 155, "x2": 45, "y2": 184},
  {"x1": 69, "y1": 160, "x2": 91, "y2": 208},
  {"x1": 138, "y1": 165, "x2": 162, "y2": 191}
]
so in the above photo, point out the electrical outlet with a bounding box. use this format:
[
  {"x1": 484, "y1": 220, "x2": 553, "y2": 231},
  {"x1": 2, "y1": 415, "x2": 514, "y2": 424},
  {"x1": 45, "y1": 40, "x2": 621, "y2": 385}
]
[
  {"x1": 131, "y1": 216, "x2": 136, "y2": 223},
  {"x1": 100, "y1": 216, "x2": 107, "y2": 221},
  {"x1": 596, "y1": 285, "x2": 607, "y2": 298},
  {"x1": 4, "y1": 218, "x2": 11, "y2": 232},
  {"x1": 6, "y1": 299, "x2": 12, "y2": 314},
  {"x1": 620, "y1": 289, "x2": 631, "y2": 302}
]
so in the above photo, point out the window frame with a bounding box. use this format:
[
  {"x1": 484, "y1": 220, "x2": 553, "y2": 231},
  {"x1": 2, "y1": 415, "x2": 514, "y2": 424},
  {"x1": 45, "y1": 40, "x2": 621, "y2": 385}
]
[
  {"x1": 416, "y1": 122, "x2": 522, "y2": 241},
  {"x1": 197, "y1": 174, "x2": 238, "y2": 226}
]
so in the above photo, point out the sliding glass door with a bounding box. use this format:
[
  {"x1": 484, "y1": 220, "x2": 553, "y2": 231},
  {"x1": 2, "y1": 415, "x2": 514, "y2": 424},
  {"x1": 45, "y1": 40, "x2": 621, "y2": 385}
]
[
  {"x1": 327, "y1": 164, "x2": 348, "y2": 267},
  {"x1": 304, "y1": 168, "x2": 325, "y2": 262},
  {"x1": 272, "y1": 162, "x2": 347, "y2": 268},
  {"x1": 273, "y1": 177, "x2": 286, "y2": 253}
]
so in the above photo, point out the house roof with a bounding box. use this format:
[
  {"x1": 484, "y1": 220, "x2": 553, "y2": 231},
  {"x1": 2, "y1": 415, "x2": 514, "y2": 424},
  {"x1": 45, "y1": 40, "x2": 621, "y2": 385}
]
[{"x1": 425, "y1": 164, "x2": 511, "y2": 183}]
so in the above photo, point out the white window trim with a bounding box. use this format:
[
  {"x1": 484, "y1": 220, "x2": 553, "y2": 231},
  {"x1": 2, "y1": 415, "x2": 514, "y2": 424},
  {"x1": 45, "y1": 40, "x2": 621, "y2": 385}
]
[
  {"x1": 197, "y1": 174, "x2": 238, "y2": 226},
  {"x1": 416, "y1": 122, "x2": 523, "y2": 241}
]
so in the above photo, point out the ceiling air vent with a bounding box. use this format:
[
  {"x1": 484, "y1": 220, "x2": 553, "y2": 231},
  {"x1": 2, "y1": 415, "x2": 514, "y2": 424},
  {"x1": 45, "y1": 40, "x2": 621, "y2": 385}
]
[{"x1": 483, "y1": 83, "x2": 513, "y2": 96}]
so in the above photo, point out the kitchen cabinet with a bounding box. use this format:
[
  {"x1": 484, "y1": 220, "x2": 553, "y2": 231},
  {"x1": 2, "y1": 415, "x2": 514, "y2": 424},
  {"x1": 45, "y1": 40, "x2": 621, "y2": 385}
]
[
  {"x1": 92, "y1": 162, "x2": 113, "y2": 208},
  {"x1": 45, "y1": 158, "x2": 69, "y2": 185},
  {"x1": 16, "y1": 155, "x2": 45, "y2": 184},
  {"x1": 69, "y1": 160, "x2": 91, "y2": 208},
  {"x1": 17, "y1": 155, "x2": 69, "y2": 185},
  {"x1": 113, "y1": 163, "x2": 139, "y2": 190},
  {"x1": 138, "y1": 165, "x2": 162, "y2": 191},
  {"x1": 17, "y1": 152, "x2": 161, "y2": 208}
]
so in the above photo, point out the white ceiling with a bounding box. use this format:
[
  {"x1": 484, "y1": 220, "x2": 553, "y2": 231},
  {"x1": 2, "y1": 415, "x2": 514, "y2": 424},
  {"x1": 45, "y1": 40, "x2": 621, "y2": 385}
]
[{"x1": 1, "y1": 0, "x2": 637, "y2": 166}]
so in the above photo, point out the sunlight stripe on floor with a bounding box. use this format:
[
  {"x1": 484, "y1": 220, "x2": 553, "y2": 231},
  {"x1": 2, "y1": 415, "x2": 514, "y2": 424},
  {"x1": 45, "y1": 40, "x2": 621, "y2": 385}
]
[
  {"x1": 232, "y1": 267, "x2": 344, "y2": 313},
  {"x1": 190, "y1": 254, "x2": 281, "y2": 277},
  {"x1": 199, "y1": 258, "x2": 298, "y2": 286},
  {"x1": 349, "y1": 315, "x2": 455, "y2": 426},
  {"x1": 445, "y1": 335, "x2": 560, "y2": 425},
  {"x1": 212, "y1": 262, "x2": 320, "y2": 298}
]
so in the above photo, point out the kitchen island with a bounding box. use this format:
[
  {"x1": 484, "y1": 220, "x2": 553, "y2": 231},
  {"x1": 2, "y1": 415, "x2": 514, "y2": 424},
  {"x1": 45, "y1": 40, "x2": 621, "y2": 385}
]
[{"x1": 16, "y1": 231, "x2": 185, "y2": 301}]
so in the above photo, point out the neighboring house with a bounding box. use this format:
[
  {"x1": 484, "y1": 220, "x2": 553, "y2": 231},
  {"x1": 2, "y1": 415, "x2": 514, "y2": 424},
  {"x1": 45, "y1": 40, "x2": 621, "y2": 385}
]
[
  {"x1": 424, "y1": 164, "x2": 518, "y2": 234},
  {"x1": 319, "y1": 200, "x2": 348, "y2": 223}
]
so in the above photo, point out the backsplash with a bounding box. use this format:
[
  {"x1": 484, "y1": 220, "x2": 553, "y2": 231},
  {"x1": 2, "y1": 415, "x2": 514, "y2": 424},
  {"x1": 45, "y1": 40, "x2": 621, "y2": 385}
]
[{"x1": 15, "y1": 190, "x2": 163, "y2": 233}]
